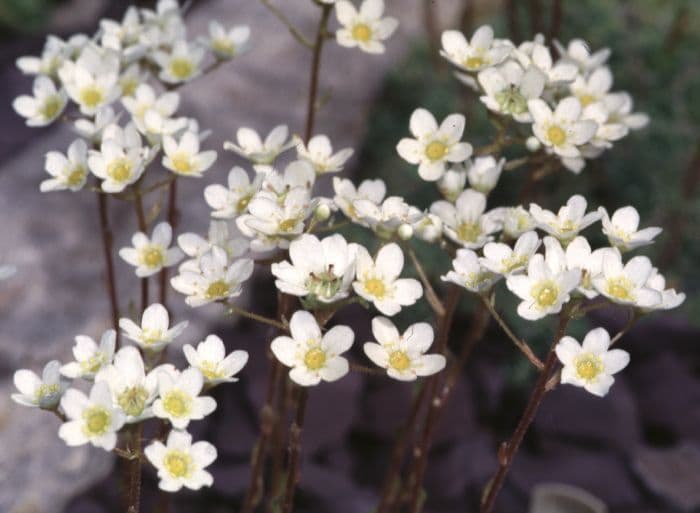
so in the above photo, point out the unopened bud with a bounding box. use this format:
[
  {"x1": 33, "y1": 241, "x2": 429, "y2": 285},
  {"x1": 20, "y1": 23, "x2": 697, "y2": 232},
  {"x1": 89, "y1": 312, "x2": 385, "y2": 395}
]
[
  {"x1": 525, "y1": 136, "x2": 541, "y2": 152},
  {"x1": 314, "y1": 203, "x2": 331, "y2": 222},
  {"x1": 398, "y1": 223, "x2": 414, "y2": 240}
]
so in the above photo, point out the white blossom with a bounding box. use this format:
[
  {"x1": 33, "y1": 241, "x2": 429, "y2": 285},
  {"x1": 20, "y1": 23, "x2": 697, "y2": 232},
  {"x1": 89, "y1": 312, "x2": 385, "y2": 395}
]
[
  {"x1": 153, "y1": 40, "x2": 205, "y2": 84},
  {"x1": 145, "y1": 430, "x2": 217, "y2": 492},
  {"x1": 12, "y1": 360, "x2": 68, "y2": 409},
  {"x1": 442, "y1": 248, "x2": 499, "y2": 293},
  {"x1": 502, "y1": 206, "x2": 535, "y2": 239},
  {"x1": 163, "y1": 131, "x2": 217, "y2": 177},
  {"x1": 153, "y1": 367, "x2": 217, "y2": 429},
  {"x1": 528, "y1": 97, "x2": 597, "y2": 158},
  {"x1": 529, "y1": 194, "x2": 601, "y2": 243},
  {"x1": 204, "y1": 21, "x2": 251, "y2": 59},
  {"x1": 553, "y1": 38, "x2": 611, "y2": 74},
  {"x1": 204, "y1": 167, "x2": 263, "y2": 219},
  {"x1": 332, "y1": 177, "x2": 386, "y2": 224},
  {"x1": 41, "y1": 139, "x2": 89, "y2": 192},
  {"x1": 431, "y1": 189, "x2": 501, "y2": 249},
  {"x1": 477, "y1": 61, "x2": 546, "y2": 122},
  {"x1": 183, "y1": 334, "x2": 248, "y2": 386},
  {"x1": 466, "y1": 156, "x2": 505, "y2": 194},
  {"x1": 592, "y1": 252, "x2": 662, "y2": 308},
  {"x1": 87, "y1": 122, "x2": 148, "y2": 193},
  {"x1": 12, "y1": 75, "x2": 67, "y2": 126},
  {"x1": 335, "y1": 0, "x2": 398, "y2": 54},
  {"x1": 58, "y1": 46, "x2": 121, "y2": 115},
  {"x1": 119, "y1": 222, "x2": 183, "y2": 278},
  {"x1": 645, "y1": 269, "x2": 686, "y2": 311},
  {"x1": 440, "y1": 25, "x2": 512, "y2": 72},
  {"x1": 481, "y1": 231, "x2": 540, "y2": 276},
  {"x1": 61, "y1": 330, "x2": 116, "y2": 380},
  {"x1": 599, "y1": 206, "x2": 662, "y2": 252},
  {"x1": 223, "y1": 125, "x2": 294, "y2": 169},
  {"x1": 295, "y1": 134, "x2": 353, "y2": 174},
  {"x1": 120, "y1": 303, "x2": 188, "y2": 352}
]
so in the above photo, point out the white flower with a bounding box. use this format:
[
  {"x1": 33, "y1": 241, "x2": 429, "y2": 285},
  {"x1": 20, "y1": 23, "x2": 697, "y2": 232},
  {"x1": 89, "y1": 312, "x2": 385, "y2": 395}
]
[
  {"x1": 41, "y1": 139, "x2": 89, "y2": 192},
  {"x1": 271, "y1": 310, "x2": 353, "y2": 386},
  {"x1": 204, "y1": 167, "x2": 262, "y2": 219},
  {"x1": 335, "y1": 0, "x2": 398, "y2": 54},
  {"x1": 171, "y1": 246, "x2": 254, "y2": 307},
  {"x1": 204, "y1": 21, "x2": 251, "y2": 59},
  {"x1": 12, "y1": 76, "x2": 67, "y2": 126},
  {"x1": 61, "y1": 330, "x2": 116, "y2": 380},
  {"x1": 260, "y1": 160, "x2": 316, "y2": 196},
  {"x1": 100, "y1": 6, "x2": 146, "y2": 62},
  {"x1": 58, "y1": 382, "x2": 125, "y2": 451},
  {"x1": 602, "y1": 92, "x2": 649, "y2": 131},
  {"x1": 363, "y1": 317, "x2": 445, "y2": 381},
  {"x1": 440, "y1": 25, "x2": 512, "y2": 72},
  {"x1": 223, "y1": 125, "x2": 294, "y2": 168},
  {"x1": 16, "y1": 35, "x2": 71, "y2": 78},
  {"x1": 58, "y1": 46, "x2": 121, "y2": 115},
  {"x1": 528, "y1": 97, "x2": 597, "y2": 158},
  {"x1": 564, "y1": 236, "x2": 614, "y2": 299},
  {"x1": 122, "y1": 84, "x2": 186, "y2": 138},
  {"x1": 599, "y1": 206, "x2": 662, "y2": 252},
  {"x1": 353, "y1": 243, "x2": 422, "y2": 316},
  {"x1": 162, "y1": 131, "x2": 217, "y2": 177},
  {"x1": 570, "y1": 67, "x2": 613, "y2": 107},
  {"x1": 153, "y1": 40, "x2": 205, "y2": 83},
  {"x1": 140, "y1": 0, "x2": 185, "y2": 48},
  {"x1": 437, "y1": 165, "x2": 467, "y2": 202},
  {"x1": 177, "y1": 221, "x2": 249, "y2": 273},
  {"x1": 514, "y1": 40, "x2": 578, "y2": 85},
  {"x1": 412, "y1": 213, "x2": 443, "y2": 243},
  {"x1": 88, "y1": 122, "x2": 148, "y2": 193},
  {"x1": 333, "y1": 177, "x2": 386, "y2": 224},
  {"x1": 481, "y1": 231, "x2": 541, "y2": 276},
  {"x1": 502, "y1": 206, "x2": 535, "y2": 239},
  {"x1": 271, "y1": 234, "x2": 357, "y2": 303},
  {"x1": 145, "y1": 430, "x2": 217, "y2": 492},
  {"x1": 477, "y1": 61, "x2": 546, "y2": 122},
  {"x1": 295, "y1": 135, "x2": 353, "y2": 174},
  {"x1": 183, "y1": 334, "x2": 248, "y2": 385},
  {"x1": 120, "y1": 303, "x2": 188, "y2": 352},
  {"x1": 556, "y1": 327, "x2": 629, "y2": 397},
  {"x1": 119, "y1": 222, "x2": 183, "y2": 278},
  {"x1": 467, "y1": 156, "x2": 505, "y2": 194},
  {"x1": 396, "y1": 108, "x2": 473, "y2": 181},
  {"x1": 95, "y1": 346, "x2": 160, "y2": 423},
  {"x1": 506, "y1": 239, "x2": 581, "y2": 321},
  {"x1": 12, "y1": 360, "x2": 68, "y2": 409},
  {"x1": 352, "y1": 196, "x2": 424, "y2": 237},
  {"x1": 530, "y1": 194, "x2": 601, "y2": 243},
  {"x1": 553, "y1": 38, "x2": 611, "y2": 74},
  {"x1": 580, "y1": 101, "x2": 628, "y2": 150},
  {"x1": 645, "y1": 269, "x2": 686, "y2": 311},
  {"x1": 431, "y1": 189, "x2": 500, "y2": 249},
  {"x1": 73, "y1": 106, "x2": 119, "y2": 143},
  {"x1": 153, "y1": 367, "x2": 216, "y2": 429},
  {"x1": 442, "y1": 248, "x2": 499, "y2": 293},
  {"x1": 592, "y1": 252, "x2": 662, "y2": 308}
]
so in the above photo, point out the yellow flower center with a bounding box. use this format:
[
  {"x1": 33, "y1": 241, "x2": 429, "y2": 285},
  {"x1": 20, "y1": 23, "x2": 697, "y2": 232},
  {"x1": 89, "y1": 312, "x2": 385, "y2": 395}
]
[
  {"x1": 579, "y1": 94, "x2": 596, "y2": 107},
  {"x1": 141, "y1": 328, "x2": 163, "y2": 346},
  {"x1": 162, "y1": 390, "x2": 191, "y2": 418},
  {"x1": 278, "y1": 218, "x2": 299, "y2": 232},
  {"x1": 163, "y1": 450, "x2": 193, "y2": 478},
  {"x1": 236, "y1": 194, "x2": 252, "y2": 213},
  {"x1": 606, "y1": 277, "x2": 634, "y2": 301},
  {"x1": 82, "y1": 406, "x2": 111, "y2": 436},
  {"x1": 531, "y1": 280, "x2": 560, "y2": 308},
  {"x1": 574, "y1": 353, "x2": 604, "y2": 382},
  {"x1": 199, "y1": 361, "x2": 225, "y2": 381},
  {"x1": 547, "y1": 125, "x2": 567, "y2": 146},
  {"x1": 425, "y1": 140, "x2": 448, "y2": 161},
  {"x1": 501, "y1": 254, "x2": 528, "y2": 273},
  {"x1": 35, "y1": 383, "x2": 60, "y2": 401},
  {"x1": 456, "y1": 221, "x2": 481, "y2": 243},
  {"x1": 352, "y1": 23, "x2": 372, "y2": 42},
  {"x1": 364, "y1": 277, "x2": 386, "y2": 299},
  {"x1": 66, "y1": 166, "x2": 86, "y2": 187},
  {"x1": 464, "y1": 55, "x2": 485, "y2": 70},
  {"x1": 389, "y1": 350, "x2": 411, "y2": 371},
  {"x1": 171, "y1": 152, "x2": 193, "y2": 174},
  {"x1": 212, "y1": 38, "x2": 235, "y2": 56},
  {"x1": 169, "y1": 58, "x2": 194, "y2": 80},
  {"x1": 40, "y1": 95, "x2": 62, "y2": 120},
  {"x1": 205, "y1": 279, "x2": 230, "y2": 300},
  {"x1": 80, "y1": 353, "x2": 106, "y2": 374},
  {"x1": 120, "y1": 76, "x2": 138, "y2": 97},
  {"x1": 304, "y1": 347, "x2": 327, "y2": 371},
  {"x1": 117, "y1": 386, "x2": 148, "y2": 417},
  {"x1": 79, "y1": 85, "x2": 103, "y2": 109},
  {"x1": 141, "y1": 247, "x2": 164, "y2": 268},
  {"x1": 107, "y1": 158, "x2": 133, "y2": 183}
]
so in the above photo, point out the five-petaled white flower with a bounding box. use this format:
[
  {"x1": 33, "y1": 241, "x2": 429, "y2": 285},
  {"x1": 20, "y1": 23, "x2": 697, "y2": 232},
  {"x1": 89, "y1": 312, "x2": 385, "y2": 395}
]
[
  {"x1": 477, "y1": 61, "x2": 546, "y2": 122},
  {"x1": 352, "y1": 196, "x2": 422, "y2": 237},
  {"x1": 12, "y1": 360, "x2": 68, "y2": 409},
  {"x1": 440, "y1": 25, "x2": 512, "y2": 72},
  {"x1": 553, "y1": 38, "x2": 611, "y2": 74},
  {"x1": 513, "y1": 40, "x2": 578, "y2": 85},
  {"x1": 556, "y1": 327, "x2": 629, "y2": 397},
  {"x1": 153, "y1": 40, "x2": 205, "y2": 84},
  {"x1": 530, "y1": 195, "x2": 601, "y2": 243},
  {"x1": 363, "y1": 317, "x2": 445, "y2": 381},
  {"x1": 271, "y1": 310, "x2": 353, "y2": 386},
  {"x1": 145, "y1": 429, "x2": 217, "y2": 492},
  {"x1": 183, "y1": 334, "x2": 248, "y2": 386},
  {"x1": 204, "y1": 21, "x2": 251, "y2": 59},
  {"x1": 353, "y1": 243, "x2": 422, "y2": 316},
  {"x1": 120, "y1": 302, "x2": 188, "y2": 352},
  {"x1": 431, "y1": 189, "x2": 500, "y2": 249},
  {"x1": 599, "y1": 206, "x2": 662, "y2": 252},
  {"x1": 271, "y1": 234, "x2": 357, "y2": 303},
  {"x1": 502, "y1": 206, "x2": 536, "y2": 240},
  {"x1": 397, "y1": 108, "x2": 473, "y2": 181},
  {"x1": 223, "y1": 125, "x2": 294, "y2": 169},
  {"x1": 335, "y1": 0, "x2": 398, "y2": 54},
  {"x1": 442, "y1": 248, "x2": 499, "y2": 293},
  {"x1": 333, "y1": 177, "x2": 386, "y2": 224},
  {"x1": 122, "y1": 84, "x2": 186, "y2": 138},
  {"x1": 466, "y1": 156, "x2": 505, "y2": 194},
  {"x1": 61, "y1": 329, "x2": 116, "y2": 380},
  {"x1": 88, "y1": 122, "x2": 148, "y2": 193},
  {"x1": 480, "y1": 231, "x2": 541, "y2": 276},
  {"x1": 564, "y1": 236, "x2": 615, "y2": 299},
  {"x1": 153, "y1": 367, "x2": 217, "y2": 429},
  {"x1": 163, "y1": 131, "x2": 217, "y2": 177},
  {"x1": 119, "y1": 222, "x2": 184, "y2": 278},
  {"x1": 58, "y1": 381, "x2": 126, "y2": 451},
  {"x1": 295, "y1": 134, "x2": 354, "y2": 174},
  {"x1": 58, "y1": 46, "x2": 121, "y2": 115},
  {"x1": 13, "y1": 75, "x2": 67, "y2": 126},
  {"x1": 204, "y1": 167, "x2": 263, "y2": 219},
  {"x1": 645, "y1": 269, "x2": 686, "y2": 311},
  {"x1": 528, "y1": 97, "x2": 597, "y2": 158},
  {"x1": 592, "y1": 252, "x2": 661, "y2": 309},
  {"x1": 41, "y1": 139, "x2": 89, "y2": 192}
]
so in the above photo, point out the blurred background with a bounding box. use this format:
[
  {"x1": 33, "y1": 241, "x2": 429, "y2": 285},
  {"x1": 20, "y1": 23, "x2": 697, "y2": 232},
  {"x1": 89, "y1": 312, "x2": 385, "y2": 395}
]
[{"x1": 0, "y1": 1, "x2": 698, "y2": 513}]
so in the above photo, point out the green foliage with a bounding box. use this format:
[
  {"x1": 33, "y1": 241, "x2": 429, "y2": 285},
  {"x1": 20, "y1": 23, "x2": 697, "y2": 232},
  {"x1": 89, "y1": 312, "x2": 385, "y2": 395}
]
[{"x1": 0, "y1": 0, "x2": 57, "y2": 34}]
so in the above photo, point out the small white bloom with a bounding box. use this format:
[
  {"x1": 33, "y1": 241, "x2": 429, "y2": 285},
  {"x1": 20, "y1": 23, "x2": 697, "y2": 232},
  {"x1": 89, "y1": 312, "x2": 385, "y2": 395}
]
[
  {"x1": 162, "y1": 131, "x2": 217, "y2": 177},
  {"x1": 100, "y1": 7, "x2": 146, "y2": 62},
  {"x1": 58, "y1": 381, "x2": 125, "y2": 451},
  {"x1": 602, "y1": 92, "x2": 649, "y2": 131},
  {"x1": 600, "y1": 206, "x2": 662, "y2": 252},
  {"x1": 16, "y1": 35, "x2": 71, "y2": 78},
  {"x1": 570, "y1": 67, "x2": 613, "y2": 108},
  {"x1": 183, "y1": 334, "x2": 248, "y2": 385},
  {"x1": 335, "y1": 0, "x2": 398, "y2": 54},
  {"x1": 178, "y1": 221, "x2": 249, "y2": 273},
  {"x1": 364, "y1": 317, "x2": 445, "y2": 381},
  {"x1": 223, "y1": 125, "x2": 294, "y2": 168},
  {"x1": 431, "y1": 189, "x2": 500, "y2": 249},
  {"x1": 119, "y1": 222, "x2": 183, "y2": 278},
  {"x1": 296, "y1": 134, "x2": 353, "y2": 174},
  {"x1": 153, "y1": 40, "x2": 205, "y2": 84},
  {"x1": 530, "y1": 195, "x2": 601, "y2": 243},
  {"x1": 477, "y1": 61, "x2": 546, "y2": 122},
  {"x1": 353, "y1": 243, "x2": 422, "y2": 316},
  {"x1": 412, "y1": 213, "x2": 443, "y2": 243},
  {"x1": 260, "y1": 160, "x2": 316, "y2": 196},
  {"x1": 514, "y1": 39, "x2": 578, "y2": 84},
  {"x1": 353, "y1": 196, "x2": 424, "y2": 237},
  {"x1": 592, "y1": 252, "x2": 662, "y2": 308},
  {"x1": 145, "y1": 430, "x2": 217, "y2": 492},
  {"x1": 271, "y1": 310, "x2": 353, "y2": 386},
  {"x1": 440, "y1": 25, "x2": 512, "y2": 72},
  {"x1": 12, "y1": 360, "x2": 68, "y2": 409},
  {"x1": 271, "y1": 234, "x2": 357, "y2": 303},
  {"x1": 437, "y1": 165, "x2": 467, "y2": 202},
  {"x1": 502, "y1": 206, "x2": 535, "y2": 239},
  {"x1": 481, "y1": 231, "x2": 541, "y2": 276},
  {"x1": 204, "y1": 21, "x2": 250, "y2": 59},
  {"x1": 580, "y1": 101, "x2": 628, "y2": 150},
  {"x1": 645, "y1": 269, "x2": 686, "y2": 311},
  {"x1": 556, "y1": 327, "x2": 629, "y2": 397},
  {"x1": 333, "y1": 177, "x2": 386, "y2": 224},
  {"x1": 564, "y1": 236, "x2": 614, "y2": 299},
  {"x1": 397, "y1": 108, "x2": 473, "y2": 181},
  {"x1": 88, "y1": 122, "x2": 148, "y2": 193},
  {"x1": 61, "y1": 330, "x2": 116, "y2": 380},
  {"x1": 12, "y1": 76, "x2": 67, "y2": 126},
  {"x1": 442, "y1": 248, "x2": 499, "y2": 293},
  {"x1": 120, "y1": 303, "x2": 188, "y2": 352},
  {"x1": 204, "y1": 167, "x2": 262, "y2": 219},
  {"x1": 122, "y1": 84, "x2": 187, "y2": 138},
  {"x1": 553, "y1": 38, "x2": 611, "y2": 74},
  {"x1": 73, "y1": 106, "x2": 119, "y2": 143},
  {"x1": 153, "y1": 367, "x2": 217, "y2": 429},
  {"x1": 171, "y1": 246, "x2": 254, "y2": 307},
  {"x1": 528, "y1": 97, "x2": 598, "y2": 158},
  {"x1": 58, "y1": 46, "x2": 121, "y2": 115},
  {"x1": 466, "y1": 156, "x2": 505, "y2": 194},
  {"x1": 41, "y1": 139, "x2": 89, "y2": 192}
]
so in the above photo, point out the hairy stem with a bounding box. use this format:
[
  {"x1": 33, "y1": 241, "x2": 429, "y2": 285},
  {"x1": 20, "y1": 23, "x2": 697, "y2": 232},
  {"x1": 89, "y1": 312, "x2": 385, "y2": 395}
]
[
  {"x1": 282, "y1": 388, "x2": 309, "y2": 513},
  {"x1": 96, "y1": 193, "x2": 120, "y2": 346}
]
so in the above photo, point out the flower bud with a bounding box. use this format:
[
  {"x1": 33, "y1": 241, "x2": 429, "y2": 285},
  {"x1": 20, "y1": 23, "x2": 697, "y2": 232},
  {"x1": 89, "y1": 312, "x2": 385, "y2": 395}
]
[
  {"x1": 314, "y1": 203, "x2": 331, "y2": 222},
  {"x1": 526, "y1": 136, "x2": 541, "y2": 152},
  {"x1": 398, "y1": 223, "x2": 414, "y2": 240}
]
